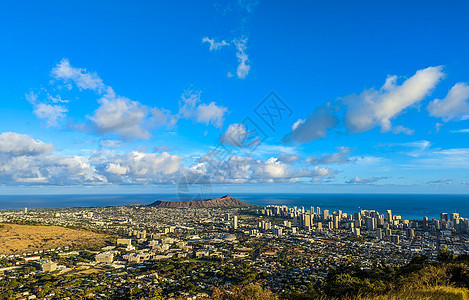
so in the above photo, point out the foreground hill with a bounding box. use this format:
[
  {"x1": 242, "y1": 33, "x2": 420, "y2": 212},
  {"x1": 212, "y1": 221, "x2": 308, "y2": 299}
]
[
  {"x1": 0, "y1": 223, "x2": 108, "y2": 254},
  {"x1": 208, "y1": 250, "x2": 469, "y2": 300},
  {"x1": 148, "y1": 194, "x2": 252, "y2": 208},
  {"x1": 215, "y1": 248, "x2": 469, "y2": 300}
]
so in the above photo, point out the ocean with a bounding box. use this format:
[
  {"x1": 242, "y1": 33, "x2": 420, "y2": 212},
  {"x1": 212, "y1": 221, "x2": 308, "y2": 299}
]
[{"x1": 0, "y1": 193, "x2": 468, "y2": 220}]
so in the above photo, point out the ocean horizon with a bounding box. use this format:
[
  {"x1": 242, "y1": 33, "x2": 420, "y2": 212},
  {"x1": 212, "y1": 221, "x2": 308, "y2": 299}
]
[{"x1": 0, "y1": 193, "x2": 467, "y2": 221}]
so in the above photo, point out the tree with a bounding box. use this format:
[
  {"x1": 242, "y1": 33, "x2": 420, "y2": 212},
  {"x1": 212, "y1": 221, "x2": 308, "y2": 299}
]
[{"x1": 438, "y1": 246, "x2": 455, "y2": 262}]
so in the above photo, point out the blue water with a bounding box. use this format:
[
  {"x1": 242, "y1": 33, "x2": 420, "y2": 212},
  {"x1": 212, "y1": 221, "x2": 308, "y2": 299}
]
[
  {"x1": 0, "y1": 193, "x2": 468, "y2": 220},
  {"x1": 237, "y1": 194, "x2": 469, "y2": 220}
]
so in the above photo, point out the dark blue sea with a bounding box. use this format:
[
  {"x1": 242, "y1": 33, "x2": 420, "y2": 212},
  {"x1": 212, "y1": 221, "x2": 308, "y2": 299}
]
[{"x1": 0, "y1": 193, "x2": 468, "y2": 220}]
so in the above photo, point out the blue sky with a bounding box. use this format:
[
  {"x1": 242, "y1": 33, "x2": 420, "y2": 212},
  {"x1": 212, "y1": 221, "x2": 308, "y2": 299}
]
[{"x1": 1, "y1": 0, "x2": 469, "y2": 194}]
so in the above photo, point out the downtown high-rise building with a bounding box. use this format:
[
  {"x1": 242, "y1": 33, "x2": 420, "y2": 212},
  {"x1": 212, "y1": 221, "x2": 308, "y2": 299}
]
[
  {"x1": 232, "y1": 216, "x2": 238, "y2": 229},
  {"x1": 385, "y1": 210, "x2": 392, "y2": 223}
]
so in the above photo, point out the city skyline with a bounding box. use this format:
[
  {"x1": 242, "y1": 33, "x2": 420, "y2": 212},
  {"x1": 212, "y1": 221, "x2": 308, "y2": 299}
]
[{"x1": 1, "y1": 1, "x2": 469, "y2": 194}]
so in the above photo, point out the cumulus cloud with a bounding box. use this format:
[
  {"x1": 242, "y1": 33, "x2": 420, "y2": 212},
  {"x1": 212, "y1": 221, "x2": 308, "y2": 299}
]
[
  {"x1": 0, "y1": 132, "x2": 183, "y2": 185},
  {"x1": 91, "y1": 151, "x2": 183, "y2": 184},
  {"x1": 43, "y1": 59, "x2": 157, "y2": 140},
  {"x1": 0, "y1": 134, "x2": 105, "y2": 185},
  {"x1": 196, "y1": 102, "x2": 228, "y2": 127},
  {"x1": 0, "y1": 132, "x2": 54, "y2": 156},
  {"x1": 202, "y1": 37, "x2": 230, "y2": 51},
  {"x1": 90, "y1": 89, "x2": 151, "y2": 140},
  {"x1": 311, "y1": 166, "x2": 336, "y2": 181},
  {"x1": 283, "y1": 108, "x2": 337, "y2": 144},
  {"x1": 346, "y1": 176, "x2": 387, "y2": 184},
  {"x1": 47, "y1": 60, "x2": 229, "y2": 138},
  {"x1": 345, "y1": 66, "x2": 444, "y2": 133},
  {"x1": 219, "y1": 123, "x2": 260, "y2": 147},
  {"x1": 0, "y1": 131, "x2": 344, "y2": 186},
  {"x1": 189, "y1": 152, "x2": 336, "y2": 184},
  {"x1": 427, "y1": 82, "x2": 469, "y2": 121},
  {"x1": 33, "y1": 103, "x2": 68, "y2": 127},
  {"x1": 49, "y1": 59, "x2": 200, "y2": 140},
  {"x1": 26, "y1": 91, "x2": 68, "y2": 127},
  {"x1": 179, "y1": 90, "x2": 227, "y2": 128},
  {"x1": 105, "y1": 163, "x2": 128, "y2": 175}
]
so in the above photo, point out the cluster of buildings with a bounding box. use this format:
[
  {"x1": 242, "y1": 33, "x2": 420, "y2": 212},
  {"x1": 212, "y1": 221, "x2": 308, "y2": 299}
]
[
  {"x1": 0, "y1": 202, "x2": 468, "y2": 299},
  {"x1": 259, "y1": 205, "x2": 469, "y2": 243}
]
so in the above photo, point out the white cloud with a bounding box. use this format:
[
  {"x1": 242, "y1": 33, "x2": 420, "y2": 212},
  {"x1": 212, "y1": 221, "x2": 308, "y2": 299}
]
[
  {"x1": 90, "y1": 89, "x2": 151, "y2": 141},
  {"x1": 50, "y1": 59, "x2": 165, "y2": 140},
  {"x1": 101, "y1": 140, "x2": 121, "y2": 147},
  {"x1": 307, "y1": 147, "x2": 353, "y2": 165},
  {"x1": 196, "y1": 102, "x2": 227, "y2": 128},
  {"x1": 201, "y1": 36, "x2": 251, "y2": 79},
  {"x1": 94, "y1": 151, "x2": 183, "y2": 184},
  {"x1": 283, "y1": 108, "x2": 337, "y2": 144},
  {"x1": 25, "y1": 91, "x2": 38, "y2": 104},
  {"x1": 345, "y1": 66, "x2": 444, "y2": 133},
  {"x1": 277, "y1": 153, "x2": 299, "y2": 163},
  {"x1": 346, "y1": 176, "x2": 387, "y2": 184},
  {"x1": 427, "y1": 82, "x2": 469, "y2": 121},
  {"x1": 202, "y1": 37, "x2": 230, "y2": 51},
  {"x1": 0, "y1": 137, "x2": 106, "y2": 185},
  {"x1": 150, "y1": 107, "x2": 178, "y2": 129},
  {"x1": 179, "y1": 90, "x2": 227, "y2": 128},
  {"x1": 0, "y1": 132, "x2": 183, "y2": 185},
  {"x1": 451, "y1": 129, "x2": 469, "y2": 133},
  {"x1": 26, "y1": 91, "x2": 68, "y2": 127},
  {"x1": 33, "y1": 59, "x2": 232, "y2": 140},
  {"x1": 413, "y1": 148, "x2": 469, "y2": 169},
  {"x1": 426, "y1": 179, "x2": 453, "y2": 184},
  {"x1": 311, "y1": 166, "x2": 336, "y2": 177},
  {"x1": 189, "y1": 153, "x2": 336, "y2": 184},
  {"x1": 233, "y1": 38, "x2": 250, "y2": 79},
  {"x1": 400, "y1": 140, "x2": 431, "y2": 157},
  {"x1": 0, "y1": 132, "x2": 345, "y2": 186},
  {"x1": 33, "y1": 103, "x2": 68, "y2": 127},
  {"x1": 0, "y1": 132, "x2": 54, "y2": 156},
  {"x1": 262, "y1": 157, "x2": 289, "y2": 178},
  {"x1": 105, "y1": 163, "x2": 128, "y2": 175},
  {"x1": 51, "y1": 58, "x2": 105, "y2": 92},
  {"x1": 392, "y1": 125, "x2": 414, "y2": 135},
  {"x1": 47, "y1": 94, "x2": 69, "y2": 103},
  {"x1": 353, "y1": 156, "x2": 385, "y2": 165},
  {"x1": 219, "y1": 123, "x2": 259, "y2": 147}
]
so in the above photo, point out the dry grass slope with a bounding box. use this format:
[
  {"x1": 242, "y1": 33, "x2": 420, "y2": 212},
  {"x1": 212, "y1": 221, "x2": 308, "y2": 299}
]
[
  {"x1": 357, "y1": 286, "x2": 469, "y2": 300},
  {"x1": 0, "y1": 223, "x2": 108, "y2": 254}
]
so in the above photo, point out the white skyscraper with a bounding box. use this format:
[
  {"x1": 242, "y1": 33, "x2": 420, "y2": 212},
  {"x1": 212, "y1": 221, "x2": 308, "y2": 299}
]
[{"x1": 232, "y1": 216, "x2": 238, "y2": 229}]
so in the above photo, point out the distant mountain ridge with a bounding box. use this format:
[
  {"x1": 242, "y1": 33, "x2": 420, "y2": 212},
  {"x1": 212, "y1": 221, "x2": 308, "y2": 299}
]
[{"x1": 148, "y1": 194, "x2": 251, "y2": 208}]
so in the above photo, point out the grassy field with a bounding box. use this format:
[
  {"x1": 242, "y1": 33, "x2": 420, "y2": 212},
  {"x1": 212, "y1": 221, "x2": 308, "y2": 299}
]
[{"x1": 0, "y1": 223, "x2": 108, "y2": 254}]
